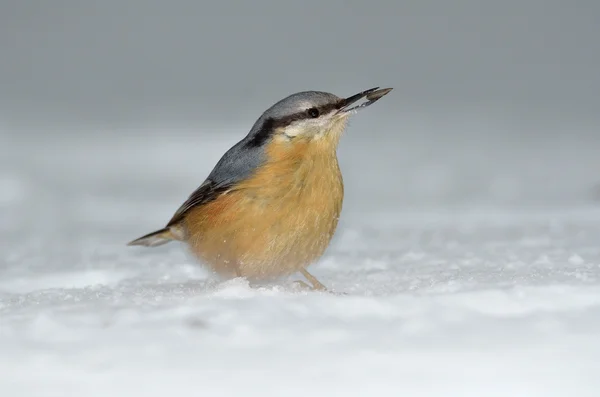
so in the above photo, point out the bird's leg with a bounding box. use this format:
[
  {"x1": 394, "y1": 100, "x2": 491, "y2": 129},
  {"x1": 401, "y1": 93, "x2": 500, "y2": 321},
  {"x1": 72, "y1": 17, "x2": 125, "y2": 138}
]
[{"x1": 298, "y1": 268, "x2": 327, "y2": 291}]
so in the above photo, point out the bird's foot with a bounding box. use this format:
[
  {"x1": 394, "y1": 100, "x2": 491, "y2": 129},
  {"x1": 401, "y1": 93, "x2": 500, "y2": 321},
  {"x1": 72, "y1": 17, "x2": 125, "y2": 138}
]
[
  {"x1": 291, "y1": 280, "x2": 347, "y2": 295},
  {"x1": 292, "y1": 268, "x2": 349, "y2": 294},
  {"x1": 299, "y1": 268, "x2": 328, "y2": 291},
  {"x1": 292, "y1": 280, "x2": 325, "y2": 292}
]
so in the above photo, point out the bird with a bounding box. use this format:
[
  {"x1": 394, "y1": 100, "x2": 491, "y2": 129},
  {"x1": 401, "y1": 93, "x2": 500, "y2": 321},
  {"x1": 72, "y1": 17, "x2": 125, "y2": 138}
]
[{"x1": 128, "y1": 87, "x2": 393, "y2": 291}]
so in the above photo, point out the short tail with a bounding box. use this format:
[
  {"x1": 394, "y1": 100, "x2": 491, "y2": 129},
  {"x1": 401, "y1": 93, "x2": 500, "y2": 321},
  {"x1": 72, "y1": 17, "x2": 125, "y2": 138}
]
[{"x1": 127, "y1": 226, "x2": 182, "y2": 247}]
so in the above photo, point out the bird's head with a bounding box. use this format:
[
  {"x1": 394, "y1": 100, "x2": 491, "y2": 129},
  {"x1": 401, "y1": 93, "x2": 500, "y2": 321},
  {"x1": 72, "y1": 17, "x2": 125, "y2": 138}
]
[{"x1": 245, "y1": 87, "x2": 393, "y2": 148}]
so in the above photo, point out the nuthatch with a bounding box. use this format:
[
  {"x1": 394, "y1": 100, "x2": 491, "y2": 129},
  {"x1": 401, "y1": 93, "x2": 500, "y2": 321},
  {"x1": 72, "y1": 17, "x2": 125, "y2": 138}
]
[{"x1": 128, "y1": 87, "x2": 393, "y2": 290}]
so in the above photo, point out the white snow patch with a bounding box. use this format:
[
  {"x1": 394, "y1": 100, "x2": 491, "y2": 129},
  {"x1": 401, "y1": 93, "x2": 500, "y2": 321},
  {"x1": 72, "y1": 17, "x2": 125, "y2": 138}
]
[
  {"x1": 2, "y1": 127, "x2": 600, "y2": 396},
  {"x1": 0, "y1": 270, "x2": 133, "y2": 294}
]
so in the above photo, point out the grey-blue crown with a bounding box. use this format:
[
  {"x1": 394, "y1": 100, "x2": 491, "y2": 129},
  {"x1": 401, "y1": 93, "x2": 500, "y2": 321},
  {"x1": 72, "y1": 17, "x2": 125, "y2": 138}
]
[{"x1": 260, "y1": 91, "x2": 341, "y2": 120}]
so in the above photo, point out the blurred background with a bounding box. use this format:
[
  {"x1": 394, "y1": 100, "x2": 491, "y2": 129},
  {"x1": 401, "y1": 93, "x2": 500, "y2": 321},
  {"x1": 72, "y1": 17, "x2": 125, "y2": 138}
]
[{"x1": 1, "y1": 0, "x2": 600, "y2": 245}]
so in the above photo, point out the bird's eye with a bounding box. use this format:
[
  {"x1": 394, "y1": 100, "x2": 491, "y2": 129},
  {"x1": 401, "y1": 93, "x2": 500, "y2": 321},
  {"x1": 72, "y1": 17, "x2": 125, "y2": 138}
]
[{"x1": 307, "y1": 107, "x2": 320, "y2": 118}]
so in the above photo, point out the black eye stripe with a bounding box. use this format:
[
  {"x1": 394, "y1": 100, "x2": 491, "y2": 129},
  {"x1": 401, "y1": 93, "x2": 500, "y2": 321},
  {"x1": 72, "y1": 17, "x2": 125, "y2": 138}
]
[{"x1": 266, "y1": 102, "x2": 341, "y2": 130}]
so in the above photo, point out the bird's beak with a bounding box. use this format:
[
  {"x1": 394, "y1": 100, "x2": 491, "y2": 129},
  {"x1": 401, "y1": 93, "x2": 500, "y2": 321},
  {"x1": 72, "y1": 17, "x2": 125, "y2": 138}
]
[{"x1": 337, "y1": 87, "x2": 393, "y2": 115}]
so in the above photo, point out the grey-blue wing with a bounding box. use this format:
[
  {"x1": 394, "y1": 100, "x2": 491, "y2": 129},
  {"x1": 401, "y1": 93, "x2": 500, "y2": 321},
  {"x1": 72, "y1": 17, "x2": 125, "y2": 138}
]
[
  {"x1": 165, "y1": 136, "x2": 266, "y2": 227},
  {"x1": 165, "y1": 180, "x2": 223, "y2": 227}
]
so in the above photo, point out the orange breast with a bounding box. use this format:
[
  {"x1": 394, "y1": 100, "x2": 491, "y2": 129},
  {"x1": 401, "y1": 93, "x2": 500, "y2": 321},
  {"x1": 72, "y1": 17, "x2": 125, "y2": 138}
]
[{"x1": 183, "y1": 134, "x2": 344, "y2": 280}]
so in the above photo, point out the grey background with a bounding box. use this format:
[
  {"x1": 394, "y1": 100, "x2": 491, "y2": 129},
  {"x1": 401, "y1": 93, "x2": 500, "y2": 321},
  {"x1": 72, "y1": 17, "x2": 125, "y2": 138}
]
[
  {"x1": 2, "y1": 0, "x2": 599, "y2": 127},
  {"x1": 1, "y1": 0, "x2": 599, "y2": 211}
]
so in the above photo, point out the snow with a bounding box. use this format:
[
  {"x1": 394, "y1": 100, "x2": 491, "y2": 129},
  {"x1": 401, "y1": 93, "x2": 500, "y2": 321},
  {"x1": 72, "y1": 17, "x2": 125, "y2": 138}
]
[{"x1": 2, "y1": 123, "x2": 600, "y2": 396}]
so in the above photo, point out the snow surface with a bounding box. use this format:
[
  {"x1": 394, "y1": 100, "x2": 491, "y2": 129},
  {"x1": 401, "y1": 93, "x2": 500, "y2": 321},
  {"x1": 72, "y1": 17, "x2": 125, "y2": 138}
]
[{"x1": 2, "y1": 123, "x2": 600, "y2": 396}]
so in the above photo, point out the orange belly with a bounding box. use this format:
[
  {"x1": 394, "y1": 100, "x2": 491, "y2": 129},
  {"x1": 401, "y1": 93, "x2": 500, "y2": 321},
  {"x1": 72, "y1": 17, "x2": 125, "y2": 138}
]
[{"x1": 182, "y1": 138, "x2": 344, "y2": 280}]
